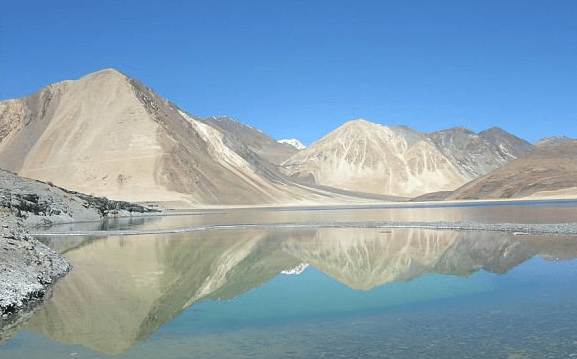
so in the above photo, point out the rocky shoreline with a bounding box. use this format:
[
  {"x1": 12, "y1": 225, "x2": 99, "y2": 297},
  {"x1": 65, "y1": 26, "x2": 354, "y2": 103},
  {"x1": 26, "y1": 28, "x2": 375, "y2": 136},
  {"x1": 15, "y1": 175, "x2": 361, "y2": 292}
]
[
  {"x1": 0, "y1": 212, "x2": 70, "y2": 341},
  {"x1": 0, "y1": 168, "x2": 159, "y2": 338}
]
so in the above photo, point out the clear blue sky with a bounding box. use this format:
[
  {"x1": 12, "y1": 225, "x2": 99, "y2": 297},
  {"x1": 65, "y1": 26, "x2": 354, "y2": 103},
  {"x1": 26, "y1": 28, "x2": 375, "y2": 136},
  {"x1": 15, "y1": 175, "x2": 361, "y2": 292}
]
[{"x1": 1, "y1": 0, "x2": 576, "y2": 145}]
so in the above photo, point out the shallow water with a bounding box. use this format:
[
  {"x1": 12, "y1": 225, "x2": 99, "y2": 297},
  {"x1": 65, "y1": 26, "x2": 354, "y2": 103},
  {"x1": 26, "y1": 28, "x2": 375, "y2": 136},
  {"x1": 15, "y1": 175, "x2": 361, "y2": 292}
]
[
  {"x1": 3, "y1": 204, "x2": 577, "y2": 358},
  {"x1": 39, "y1": 200, "x2": 577, "y2": 234}
]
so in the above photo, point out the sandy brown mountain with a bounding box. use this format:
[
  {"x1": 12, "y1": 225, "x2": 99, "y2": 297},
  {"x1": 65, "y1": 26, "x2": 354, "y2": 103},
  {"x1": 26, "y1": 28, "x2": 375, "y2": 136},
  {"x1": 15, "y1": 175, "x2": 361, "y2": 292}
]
[
  {"x1": 446, "y1": 139, "x2": 577, "y2": 200},
  {"x1": 0, "y1": 69, "x2": 374, "y2": 205},
  {"x1": 2, "y1": 68, "x2": 564, "y2": 203},
  {"x1": 281, "y1": 119, "x2": 467, "y2": 197},
  {"x1": 202, "y1": 116, "x2": 298, "y2": 165},
  {"x1": 282, "y1": 120, "x2": 536, "y2": 198}
]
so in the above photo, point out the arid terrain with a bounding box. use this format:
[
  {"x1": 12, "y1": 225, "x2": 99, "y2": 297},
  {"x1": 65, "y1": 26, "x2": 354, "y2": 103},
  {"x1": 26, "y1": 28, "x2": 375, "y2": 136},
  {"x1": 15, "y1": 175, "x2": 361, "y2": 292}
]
[
  {"x1": 3, "y1": 69, "x2": 574, "y2": 205},
  {"x1": 1, "y1": 69, "x2": 577, "y2": 338},
  {"x1": 0, "y1": 70, "x2": 390, "y2": 206},
  {"x1": 445, "y1": 139, "x2": 577, "y2": 200}
]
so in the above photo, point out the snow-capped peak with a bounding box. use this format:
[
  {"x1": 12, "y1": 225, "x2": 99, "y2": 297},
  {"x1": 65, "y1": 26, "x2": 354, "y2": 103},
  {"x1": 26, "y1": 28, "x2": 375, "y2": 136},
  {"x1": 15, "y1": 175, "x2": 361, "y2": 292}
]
[
  {"x1": 281, "y1": 263, "x2": 309, "y2": 275},
  {"x1": 278, "y1": 138, "x2": 306, "y2": 150}
]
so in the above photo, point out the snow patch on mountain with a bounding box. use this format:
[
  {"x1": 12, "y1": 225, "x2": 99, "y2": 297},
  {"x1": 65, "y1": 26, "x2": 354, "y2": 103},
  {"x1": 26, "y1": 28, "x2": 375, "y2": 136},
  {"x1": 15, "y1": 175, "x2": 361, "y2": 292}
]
[
  {"x1": 278, "y1": 138, "x2": 306, "y2": 150},
  {"x1": 281, "y1": 263, "x2": 309, "y2": 275}
]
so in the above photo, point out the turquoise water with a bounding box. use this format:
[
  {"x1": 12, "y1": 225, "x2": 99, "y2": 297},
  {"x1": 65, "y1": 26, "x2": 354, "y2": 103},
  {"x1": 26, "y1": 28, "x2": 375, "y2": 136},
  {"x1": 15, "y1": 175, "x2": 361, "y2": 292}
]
[
  {"x1": 2, "y1": 206, "x2": 577, "y2": 358},
  {"x1": 3, "y1": 256, "x2": 577, "y2": 358}
]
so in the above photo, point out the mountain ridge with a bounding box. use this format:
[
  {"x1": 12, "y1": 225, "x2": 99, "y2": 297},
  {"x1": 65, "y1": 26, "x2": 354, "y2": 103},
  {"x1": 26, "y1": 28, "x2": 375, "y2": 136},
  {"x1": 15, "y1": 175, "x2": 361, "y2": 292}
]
[
  {"x1": 0, "y1": 69, "x2": 386, "y2": 205},
  {"x1": 280, "y1": 119, "x2": 535, "y2": 197},
  {"x1": 2, "y1": 68, "x2": 575, "y2": 203},
  {"x1": 445, "y1": 139, "x2": 577, "y2": 200}
]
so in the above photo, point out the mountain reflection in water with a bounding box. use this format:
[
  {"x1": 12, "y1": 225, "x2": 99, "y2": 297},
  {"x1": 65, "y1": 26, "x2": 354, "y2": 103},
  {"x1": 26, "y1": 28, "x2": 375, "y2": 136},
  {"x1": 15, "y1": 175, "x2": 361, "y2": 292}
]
[{"x1": 24, "y1": 228, "x2": 577, "y2": 354}]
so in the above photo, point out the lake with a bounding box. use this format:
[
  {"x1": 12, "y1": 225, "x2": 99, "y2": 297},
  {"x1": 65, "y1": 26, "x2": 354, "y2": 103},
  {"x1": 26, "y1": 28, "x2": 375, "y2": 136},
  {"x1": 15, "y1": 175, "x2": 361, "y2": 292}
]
[{"x1": 2, "y1": 202, "x2": 577, "y2": 358}]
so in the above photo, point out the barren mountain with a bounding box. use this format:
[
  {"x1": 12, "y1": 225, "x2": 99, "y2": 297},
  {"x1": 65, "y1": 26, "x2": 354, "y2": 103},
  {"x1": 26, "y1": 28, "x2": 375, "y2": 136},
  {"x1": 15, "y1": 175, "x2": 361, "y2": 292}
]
[
  {"x1": 534, "y1": 136, "x2": 574, "y2": 147},
  {"x1": 0, "y1": 69, "x2": 370, "y2": 205},
  {"x1": 446, "y1": 140, "x2": 577, "y2": 200},
  {"x1": 2, "y1": 68, "x2": 566, "y2": 203},
  {"x1": 427, "y1": 126, "x2": 533, "y2": 180},
  {"x1": 281, "y1": 119, "x2": 466, "y2": 197},
  {"x1": 200, "y1": 116, "x2": 298, "y2": 165}
]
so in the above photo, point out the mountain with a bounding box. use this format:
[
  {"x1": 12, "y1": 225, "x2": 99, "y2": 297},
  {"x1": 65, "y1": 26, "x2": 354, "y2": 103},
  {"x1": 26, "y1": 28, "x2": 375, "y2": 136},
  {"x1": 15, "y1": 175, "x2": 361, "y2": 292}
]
[
  {"x1": 534, "y1": 136, "x2": 573, "y2": 147},
  {"x1": 446, "y1": 140, "x2": 577, "y2": 200},
  {"x1": 200, "y1": 116, "x2": 298, "y2": 165},
  {"x1": 281, "y1": 119, "x2": 466, "y2": 197},
  {"x1": 2, "y1": 68, "x2": 567, "y2": 203},
  {"x1": 281, "y1": 120, "x2": 536, "y2": 198},
  {"x1": 0, "y1": 69, "x2": 374, "y2": 205},
  {"x1": 426, "y1": 126, "x2": 533, "y2": 180},
  {"x1": 278, "y1": 138, "x2": 306, "y2": 150}
]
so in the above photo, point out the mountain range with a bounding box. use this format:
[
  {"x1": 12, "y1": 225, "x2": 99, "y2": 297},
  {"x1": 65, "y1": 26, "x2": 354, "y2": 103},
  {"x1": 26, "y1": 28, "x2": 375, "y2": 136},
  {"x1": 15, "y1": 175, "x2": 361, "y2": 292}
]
[{"x1": 1, "y1": 69, "x2": 575, "y2": 205}]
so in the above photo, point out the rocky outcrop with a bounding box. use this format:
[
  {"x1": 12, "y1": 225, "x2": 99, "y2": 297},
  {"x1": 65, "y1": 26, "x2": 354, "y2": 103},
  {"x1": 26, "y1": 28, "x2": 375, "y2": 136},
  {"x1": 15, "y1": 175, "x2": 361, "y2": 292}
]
[
  {"x1": 0, "y1": 167, "x2": 158, "y2": 339},
  {"x1": 0, "y1": 168, "x2": 157, "y2": 226},
  {"x1": 0, "y1": 212, "x2": 70, "y2": 342}
]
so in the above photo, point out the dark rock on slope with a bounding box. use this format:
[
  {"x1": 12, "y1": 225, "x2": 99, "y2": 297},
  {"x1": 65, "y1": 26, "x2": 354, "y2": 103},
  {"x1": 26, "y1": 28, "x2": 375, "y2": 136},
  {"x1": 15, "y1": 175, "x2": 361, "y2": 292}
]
[
  {"x1": 0, "y1": 167, "x2": 158, "y2": 339},
  {"x1": 427, "y1": 126, "x2": 533, "y2": 180}
]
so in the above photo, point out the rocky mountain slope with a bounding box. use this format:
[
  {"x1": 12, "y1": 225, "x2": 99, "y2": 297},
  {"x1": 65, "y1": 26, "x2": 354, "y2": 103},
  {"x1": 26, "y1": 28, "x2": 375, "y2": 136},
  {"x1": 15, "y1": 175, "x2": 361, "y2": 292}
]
[
  {"x1": 200, "y1": 116, "x2": 298, "y2": 165},
  {"x1": 281, "y1": 120, "x2": 467, "y2": 197},
  {"x1": 281, "y1": 120, "x2": 536, "y2": 198},
  {"x1": 0, "y1": 69, "x2": 374, "y2": 205},
  {"x1": 427, "y1": 126, "x2": 533, "y2": 180},
  {"x1": 3, "y1": 68, "x2": 572, "y2": 203},
  {"x1": 446, "y1": 140, "x2": 577, "y2": 200}
]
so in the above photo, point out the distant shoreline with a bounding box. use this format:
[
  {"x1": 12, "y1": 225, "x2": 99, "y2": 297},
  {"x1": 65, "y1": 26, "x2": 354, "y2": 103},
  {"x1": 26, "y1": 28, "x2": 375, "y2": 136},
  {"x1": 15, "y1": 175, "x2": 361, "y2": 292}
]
[
  {"x1": 32, "y1": 220, "x2": 577, "y2": 237},
  {"x1": 148, "y1": 197, "x2": 577, "y2": 212}
]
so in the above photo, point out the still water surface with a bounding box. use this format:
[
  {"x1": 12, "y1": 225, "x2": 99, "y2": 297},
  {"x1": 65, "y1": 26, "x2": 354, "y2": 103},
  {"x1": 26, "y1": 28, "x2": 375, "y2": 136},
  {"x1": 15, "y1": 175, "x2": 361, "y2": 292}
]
[{"x1": 2, "y1": 204, "x2": 577, "y2": 358}]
